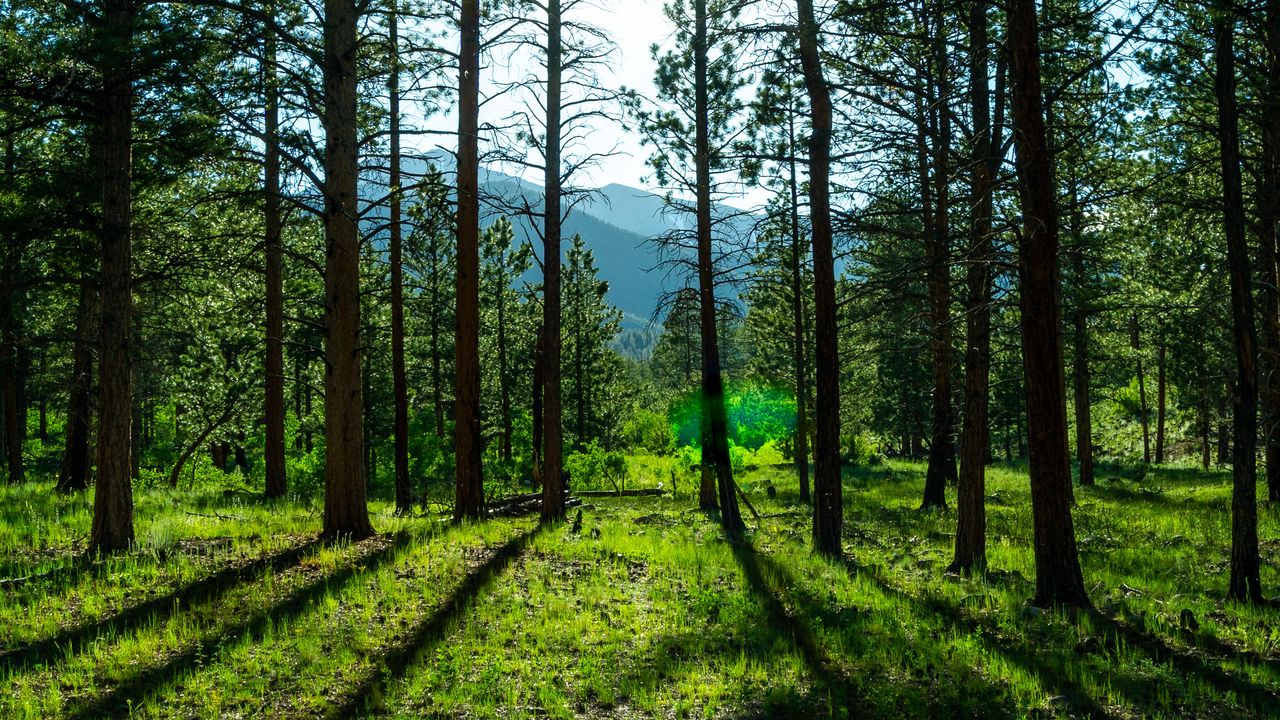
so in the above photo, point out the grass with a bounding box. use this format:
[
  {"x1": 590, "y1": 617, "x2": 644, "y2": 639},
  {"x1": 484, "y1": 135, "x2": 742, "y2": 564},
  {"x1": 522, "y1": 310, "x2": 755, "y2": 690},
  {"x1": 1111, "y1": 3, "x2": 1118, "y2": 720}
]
[{"x1": 1, "y1": 458, "x2": 1278, "y2": 718}]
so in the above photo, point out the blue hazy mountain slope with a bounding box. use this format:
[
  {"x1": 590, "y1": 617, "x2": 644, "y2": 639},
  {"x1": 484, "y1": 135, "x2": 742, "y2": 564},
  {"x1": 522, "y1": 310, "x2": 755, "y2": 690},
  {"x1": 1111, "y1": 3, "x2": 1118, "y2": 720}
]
[{"x1": 367, "y1": 154, "x2": 685, "y2": 330}]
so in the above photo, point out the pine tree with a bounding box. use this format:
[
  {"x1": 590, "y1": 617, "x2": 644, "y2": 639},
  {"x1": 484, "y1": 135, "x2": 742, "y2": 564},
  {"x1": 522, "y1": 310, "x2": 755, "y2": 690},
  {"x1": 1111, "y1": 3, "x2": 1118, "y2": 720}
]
[
  {"x1": 1007, "y1": 0, "x2": 1089, "y2": 607},
  {"x1": 320, "y1": 0, "x2": 374, "y2": 540}
]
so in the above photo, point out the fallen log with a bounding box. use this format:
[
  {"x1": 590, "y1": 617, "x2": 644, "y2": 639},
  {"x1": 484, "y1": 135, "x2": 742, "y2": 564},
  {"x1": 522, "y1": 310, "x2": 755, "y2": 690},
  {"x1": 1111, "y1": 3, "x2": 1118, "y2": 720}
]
[
  {"x1": 485, "y1": 491, "x2": 546, "y2": 512},
  {"x1": 575, "y1": 488, "x2": 665, "y2": 498},
  {"x1": 487, "y1": 495, "x2": 581, "y2": 519}
]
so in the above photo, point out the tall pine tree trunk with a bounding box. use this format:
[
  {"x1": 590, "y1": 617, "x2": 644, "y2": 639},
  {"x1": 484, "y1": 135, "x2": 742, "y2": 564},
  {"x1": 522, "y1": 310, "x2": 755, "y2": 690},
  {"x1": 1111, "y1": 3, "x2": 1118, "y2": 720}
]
[
  {"x1": 321, "y1": 0, "x2": 373, "y2": 539},
  {"x1": 1155, "y1": 341, "x2": 1167, "y2": 464},
  {"x1": 1007, "y1": 0, "x2": 1089, "y2": 607},
  {"x1": 454, "y1": 0, "x2": 485, "y2": 521},
  {"x1": 1260, "y1": 0, "x2": 1280, "y2": 502},
  {"x1": 1, "y1": 130, "x2": 23, "y2": 486},
  {"x1": 1067, "y1": 172, "x2": 1094, "y2": 485},
  {"x1": 952, "y1": 0, "x2": 995, "y2": 572},
  {"x1": 1132, "y1": 316, "x2": 1150, "y2": 464},
  {"x1": 923, "y1": 3, "x2": 953, "y2": 510},
  {"x1": 91, "y1": 0, "x2": 136, "y2": 554},
  {"x1": 694, "y1": 0, "x2": 742, "y2": 535},
  {"x1": 388, "y1": 1, "x2": 412, "y2": 513},
  {"x1": 263, "y1": 7, "x2": 287, "y2": 500},
  {"x1": 1, "y1": 268, "x2": 22, "y2": 487},
  {"x1": 58, "y1": 278, "x2": 95, "y2": 493},
  {"x1": 1213, "y1": 3, "x2": 1263, "y2": 602},
  {"x1": 788, "y1": 108, "x2": 810, "y2": 504},
  {"x1": 798, "y1": 0, "x2": 842, "y2": 556},
  {"x1": 540, "y1": 0, "x2": 566, "y2": 520}
]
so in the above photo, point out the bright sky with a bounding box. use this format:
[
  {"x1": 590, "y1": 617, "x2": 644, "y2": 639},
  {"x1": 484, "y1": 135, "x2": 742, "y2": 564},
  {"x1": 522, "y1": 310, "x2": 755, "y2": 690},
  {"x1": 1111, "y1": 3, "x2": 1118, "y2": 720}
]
[
  {"x1": 410, "y1": 0, "x2": 674, "y2": 192},
  {"x1": 559, "y1": 0, "x2": 671, "y2": 189}
]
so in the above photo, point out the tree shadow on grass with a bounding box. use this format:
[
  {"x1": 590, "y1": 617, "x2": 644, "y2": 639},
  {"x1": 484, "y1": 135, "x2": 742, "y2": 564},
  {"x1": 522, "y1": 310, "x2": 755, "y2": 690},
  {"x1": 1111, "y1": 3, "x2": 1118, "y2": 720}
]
[
  {"x1": 66, "y1": 532, "x2": 413, "y2": 720},
  {"x1": 850, "y1": 558, "x2": 1280, "y2": 718},
  {"x1": 834, "y1": 558, "x2": 1118, "y2": 719},
  {"x1": 0, "y1": 536, "x2": 324, "y2": 673},
  {"x1": 1084, "y1": 609, "x2": 1280, "y2": 715},
  {"x1": 729, "y1": 542, "x2": 863, "y2": 709},
  {"x1": 334, "y1": 526, "x2": 541, "y2": 719},
  {"x1": 1076, "y1": 483, "x2": 1225, "y2": 510}
]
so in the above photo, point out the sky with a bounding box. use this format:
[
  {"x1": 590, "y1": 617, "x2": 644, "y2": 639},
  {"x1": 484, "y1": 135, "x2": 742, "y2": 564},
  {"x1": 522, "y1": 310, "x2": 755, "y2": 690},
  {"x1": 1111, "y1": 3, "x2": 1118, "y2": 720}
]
[
  {"x1": 555, "y1": 0, "x2": 672, "y2": 189},
  {"x1": 410, "y1": 0, "x2": 676, "y2": 194}
]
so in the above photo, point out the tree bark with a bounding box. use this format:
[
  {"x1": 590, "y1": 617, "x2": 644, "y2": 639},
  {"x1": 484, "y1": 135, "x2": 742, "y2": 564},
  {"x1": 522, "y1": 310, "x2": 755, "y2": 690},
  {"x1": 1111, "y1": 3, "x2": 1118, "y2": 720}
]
[
  {"x1": 541, "y1": 0, "x2": 566, "y2": 521},
  {"x1": 1, "y1": 278, "x2": 22, "y2": 487},
  {"x1": 1, "y1": 129, "x2": 24, "y2": 486},
  {"x1": 58, "y1": 278, "x2": 96, "y2": 493},
  {"x1": 694, "y1": 0, "x2": 743, "y2": 534},
  {"x1": 1155, "y1": 341, "x2": 1166, "y2": 464},
  {"x1": 321, "y1": 0, "x2": 374, "y2": 540},
  {"x1": 798, "y1": 0, "x2": 842, "y2": 556},
  {"x1": 1132, "y1": 315, "x2": 1150, "y2": 463},
  {"x1": 788, "y1": 107, "x2": 810, "y2": 504},
  {"x1": 454, "y1": 0, "x2": 485, "y2": 521},
  {"x1": 1007, "y1": 0, "x2": 1089, "y2": 607},
  {"x1": 212, "y1": 440, "x2": 227, "y2": 472},
  {"x1": 1068, "y1": 174, "x2": 1094, "y2": 486},
  {"x1": 923, "y1": 1, "x2": 953, "y2": 511},
  {"x1": 388, "y1": 1, "x2": 411, "y2": 513},
  {"x1": 91, "y1": 0, "x2": 136, "y2": 555},
  {"x1": 952, "y1": 0, "x2": 995, "y2": 573},
  {"x1": 263, "y1": 5, "x2": 287, "y2": 500},
  {"x1": 1260, "y1": 0, "x2": 1280, "y2": 502},
  {"x1": 1213, "y1": 4, "x2": 1263, "y2": 603},
  {"x1": 169, "y1": 405, "x2": 233, "y2": 488}
]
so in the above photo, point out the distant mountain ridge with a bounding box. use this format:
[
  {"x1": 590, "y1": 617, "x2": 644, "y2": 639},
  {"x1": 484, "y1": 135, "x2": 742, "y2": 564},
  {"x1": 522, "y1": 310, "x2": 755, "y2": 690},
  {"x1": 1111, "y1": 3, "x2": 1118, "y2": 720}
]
[
  {"x1": 365, "y1": 152, "x2": 757, "y2": 340},
  {"x1": 377, "y1": 154, "x2": 683, "y2": 330}
]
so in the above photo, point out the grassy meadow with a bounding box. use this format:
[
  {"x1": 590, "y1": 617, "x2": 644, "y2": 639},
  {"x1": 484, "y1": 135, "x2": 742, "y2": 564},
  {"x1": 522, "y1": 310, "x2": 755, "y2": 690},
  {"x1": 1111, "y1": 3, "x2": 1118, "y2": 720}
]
[{"x1": 1, "y1": 459, "x2": 1278, "y2": 719}]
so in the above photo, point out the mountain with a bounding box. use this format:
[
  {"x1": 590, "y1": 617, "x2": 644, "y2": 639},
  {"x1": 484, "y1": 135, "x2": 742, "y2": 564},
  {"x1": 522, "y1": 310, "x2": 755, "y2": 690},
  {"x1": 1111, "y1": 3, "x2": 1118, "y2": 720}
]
[
  {"x1": 366, "y1": 153, "x2": 759, "y2": 344},
  {"x1": 374, "y1": 154, "x2": 686, "y2": 330}
]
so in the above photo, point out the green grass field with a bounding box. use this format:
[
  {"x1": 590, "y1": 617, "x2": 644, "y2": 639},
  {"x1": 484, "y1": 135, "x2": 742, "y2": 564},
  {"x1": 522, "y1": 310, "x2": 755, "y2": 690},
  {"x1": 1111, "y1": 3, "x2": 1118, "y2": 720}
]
[{"x1": 2, "y1": 460, "x2": 1278, "y2": 719}]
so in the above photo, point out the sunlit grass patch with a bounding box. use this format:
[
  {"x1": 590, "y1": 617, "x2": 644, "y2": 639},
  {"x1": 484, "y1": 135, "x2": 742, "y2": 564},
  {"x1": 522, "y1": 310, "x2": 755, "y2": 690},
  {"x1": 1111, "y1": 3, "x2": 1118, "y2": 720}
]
[{"x1": 1, "y1": 460, "x2": 1277, "y2": 719}]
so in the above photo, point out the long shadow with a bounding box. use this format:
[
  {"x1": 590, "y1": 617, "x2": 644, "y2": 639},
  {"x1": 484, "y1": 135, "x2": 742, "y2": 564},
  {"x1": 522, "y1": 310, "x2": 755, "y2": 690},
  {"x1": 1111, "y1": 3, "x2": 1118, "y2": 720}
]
[
  {"x1": 1085, "y1": 609, "x2": 1280, "y2": 714},
  {"x1": 729, "y1": 541, "x2": 865, "y2": 716},
  {"x1": 66, "y1": 532, "x2": 413, "y2": 719},
  {"x1": 839, "y1": 559, "x2": 1118, "y2": 719},
  {"x1": 0, "y1": 536, "x2": 323, "y2": 673},
  {"x1": 332, "y1": 526, "x2": 540, "y2": 719},
  {"x1": 1077, "y1": 483, "x2": 1224, "y2": 510},
  {"x1": 615, "y1": 621, "x2": 839, "y2": 719},
  {"x1": 853, "y1": 558, "x2": 1280, "y2": 718}
]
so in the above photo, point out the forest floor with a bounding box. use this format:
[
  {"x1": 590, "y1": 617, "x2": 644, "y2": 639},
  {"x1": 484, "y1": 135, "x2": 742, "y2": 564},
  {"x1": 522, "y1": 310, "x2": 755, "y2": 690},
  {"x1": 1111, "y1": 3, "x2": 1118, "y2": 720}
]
[{"x1": 1, "y1": 459, "x2": 1279, "y2": 719}]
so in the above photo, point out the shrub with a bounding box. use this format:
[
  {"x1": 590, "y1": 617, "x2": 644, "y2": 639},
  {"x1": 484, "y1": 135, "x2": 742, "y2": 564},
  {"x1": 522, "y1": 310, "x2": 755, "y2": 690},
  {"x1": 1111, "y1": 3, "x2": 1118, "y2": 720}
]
[
  {"x1": 843, "y1": 433, "x2": 883, "y2": 466},
  {"x1": 622, "y1": 408, "x2": 675, "y2": 454},
  {"x1": 565, "y1": 441, "x2": 628, "y2": 491}
]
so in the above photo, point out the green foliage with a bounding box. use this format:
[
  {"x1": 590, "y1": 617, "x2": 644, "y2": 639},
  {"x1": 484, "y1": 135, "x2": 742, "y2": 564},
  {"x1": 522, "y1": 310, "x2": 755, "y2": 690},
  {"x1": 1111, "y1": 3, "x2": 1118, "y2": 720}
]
[
  {"x1": 562, "y1": 234, "x2": 629, "y2": 450},
  {"x1": 842, "y1": 433, "x2": 883, "y2": 466},
  {"x1": 564, "y1": 441, "x2": 628, "y2": 491},
  {"x1": 668, "y1": 382, "x2": 797, "y2": 452},
  {"x1": 621, "y1": 408, "x2": 675, "y2": 454}
]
